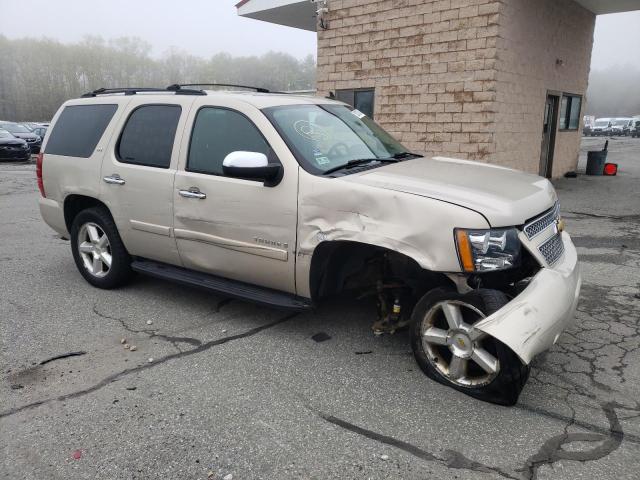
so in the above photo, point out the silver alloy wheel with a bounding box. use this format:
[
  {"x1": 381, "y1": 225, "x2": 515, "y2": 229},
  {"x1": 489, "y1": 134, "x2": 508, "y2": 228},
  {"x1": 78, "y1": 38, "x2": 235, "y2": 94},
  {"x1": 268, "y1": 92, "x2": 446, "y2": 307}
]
[
  {"x1": 421, "y1": 300, "x2": 500, "y2": 387},
  {"x1": 78, "y1": 222, "x2": 112, "y2": 278}
]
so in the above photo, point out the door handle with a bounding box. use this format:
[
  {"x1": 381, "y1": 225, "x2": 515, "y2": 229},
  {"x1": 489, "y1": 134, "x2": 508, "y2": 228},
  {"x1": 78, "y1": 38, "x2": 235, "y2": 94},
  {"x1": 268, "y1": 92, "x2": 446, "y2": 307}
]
[
  {"x1": 103, "y1": 174, "x2": 125, "y2": 185},
  {"x1": 178, "y1": 188, "x2": 206, "y2": 199}
]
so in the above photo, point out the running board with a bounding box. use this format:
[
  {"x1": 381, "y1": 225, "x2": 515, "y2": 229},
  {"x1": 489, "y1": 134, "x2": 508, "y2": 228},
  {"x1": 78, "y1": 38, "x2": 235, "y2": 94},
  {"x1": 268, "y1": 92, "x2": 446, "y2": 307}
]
[{"x1": 131, "y1": 259, "x2": 312, "y2": 311}]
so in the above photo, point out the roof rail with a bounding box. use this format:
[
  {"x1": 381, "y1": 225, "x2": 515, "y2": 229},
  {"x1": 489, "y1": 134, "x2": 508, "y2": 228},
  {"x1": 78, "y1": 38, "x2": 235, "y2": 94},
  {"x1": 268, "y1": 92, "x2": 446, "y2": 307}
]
[
  {"x1": 167, "y1": 83, "x2": 270, "y2": 93},
  {"x1": 80, "y1": 86, "x2": 206, "y2": 98}
]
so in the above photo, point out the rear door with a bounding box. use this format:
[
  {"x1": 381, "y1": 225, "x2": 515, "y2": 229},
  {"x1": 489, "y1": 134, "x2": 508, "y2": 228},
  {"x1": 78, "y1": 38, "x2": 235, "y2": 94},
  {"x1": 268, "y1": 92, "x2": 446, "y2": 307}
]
[
  {"x1": 100, "y1": 96, "x2": 195, "y2": 266},
  {"x1": 173, "y1": 97, "x2": 298, "y2": 294}
]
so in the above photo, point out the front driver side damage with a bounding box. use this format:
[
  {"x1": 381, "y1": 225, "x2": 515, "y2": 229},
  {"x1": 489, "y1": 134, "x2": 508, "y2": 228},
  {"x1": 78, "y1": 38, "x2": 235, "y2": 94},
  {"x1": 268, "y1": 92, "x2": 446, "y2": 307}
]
[
  {"x1": 469, "y1": 233, "x2": 581, "y2": 365},
  {"x1": 295, "y1": 173, "x2": 490, "y2": 298},
  {"x1": 295, "y1": 172, "x2": 581, "y2": 367}
]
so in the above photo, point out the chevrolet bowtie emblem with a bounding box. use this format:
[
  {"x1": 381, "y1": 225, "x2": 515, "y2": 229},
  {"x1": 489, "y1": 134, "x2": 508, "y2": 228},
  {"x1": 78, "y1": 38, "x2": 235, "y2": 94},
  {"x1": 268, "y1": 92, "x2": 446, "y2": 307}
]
[
  {"x1": 457, "y1": 338, "x2": 465, "y2": 348},
  {"x1": 556, "y1": 218, "x2": 565, "y2": 232}
]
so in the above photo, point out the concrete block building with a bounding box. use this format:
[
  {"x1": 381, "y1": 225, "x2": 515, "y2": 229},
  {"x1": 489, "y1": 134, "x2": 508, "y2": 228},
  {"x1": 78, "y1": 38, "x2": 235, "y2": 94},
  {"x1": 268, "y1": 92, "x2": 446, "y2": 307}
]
[{"x1": 237, "y1": 0, "x2": 639, "y2": 177}]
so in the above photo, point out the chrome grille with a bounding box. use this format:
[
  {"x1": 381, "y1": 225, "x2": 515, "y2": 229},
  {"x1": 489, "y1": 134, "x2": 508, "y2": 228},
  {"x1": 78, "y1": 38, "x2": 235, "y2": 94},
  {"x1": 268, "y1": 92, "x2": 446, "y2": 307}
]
[
  {"x1": 538, "y1": 233, "x2": 564, "y2": 265},
  {"x1": 524, "y1": 203, "x2": 559, "y2": 240}
]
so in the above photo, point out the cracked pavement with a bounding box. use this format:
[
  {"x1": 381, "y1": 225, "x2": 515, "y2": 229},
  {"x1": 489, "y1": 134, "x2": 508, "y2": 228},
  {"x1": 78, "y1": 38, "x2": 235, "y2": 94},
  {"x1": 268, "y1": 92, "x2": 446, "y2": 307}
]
[{"x1": 2, "y1": 137, "x2": 639, "y2": 479}]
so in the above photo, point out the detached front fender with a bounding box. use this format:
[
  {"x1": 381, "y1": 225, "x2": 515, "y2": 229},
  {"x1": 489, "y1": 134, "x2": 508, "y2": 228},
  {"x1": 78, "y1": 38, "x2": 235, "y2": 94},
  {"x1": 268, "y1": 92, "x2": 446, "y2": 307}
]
[{"x1": 472, "y1": 233, "x2": 581, "y2": 364}]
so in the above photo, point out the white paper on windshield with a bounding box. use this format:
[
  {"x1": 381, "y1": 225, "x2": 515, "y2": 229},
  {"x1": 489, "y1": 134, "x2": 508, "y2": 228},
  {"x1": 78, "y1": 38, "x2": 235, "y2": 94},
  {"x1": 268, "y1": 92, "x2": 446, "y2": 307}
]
[{"x1": 351, "y1": 109, "x2": 366, "y2": 119}]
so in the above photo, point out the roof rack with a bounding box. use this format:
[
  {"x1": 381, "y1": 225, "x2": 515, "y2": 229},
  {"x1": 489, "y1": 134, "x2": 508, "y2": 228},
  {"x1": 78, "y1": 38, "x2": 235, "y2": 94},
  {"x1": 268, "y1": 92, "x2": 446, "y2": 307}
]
[
  {"x1": 167, "y1": 83, "x2": 271, "y2": 93},
  {"x1": 80, "y1": 86, "x2": 206, "y2": 98}
]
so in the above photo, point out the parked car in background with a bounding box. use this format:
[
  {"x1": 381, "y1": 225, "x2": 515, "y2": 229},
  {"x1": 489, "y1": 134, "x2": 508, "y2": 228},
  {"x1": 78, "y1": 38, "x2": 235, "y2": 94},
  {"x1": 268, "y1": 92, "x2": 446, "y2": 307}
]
[
  {"x1": 631, "y1": 119, "x2": 640, "y2": 138},
  {"x1": 610, "y1": 118, "x2": 633, "y2": 136},
  {"x1": 591, "y1": 118, "x2": 612, "y2": 136},
  {"x1": 0, "y1": 122, "x2": 41, "y2": 153},
  {"x1": 20, "y1": 122, "x2": 43, "y2": 131},
  {"x1": 0, "y1": 129, "x2": 31, "y2": 162},
  {"x1": 31, "y1": 125, "x2": 48, "y2": 140},
  {"x1": 37, "y1": 85, "x2": 581, "y2": 406}
]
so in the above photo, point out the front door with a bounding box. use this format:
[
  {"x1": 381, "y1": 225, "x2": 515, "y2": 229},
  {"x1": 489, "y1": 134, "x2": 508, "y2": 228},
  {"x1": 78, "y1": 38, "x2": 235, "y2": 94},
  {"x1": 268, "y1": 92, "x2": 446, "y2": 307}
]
[
  {"x1": 100, "y1": 97, "x2": 194, "y2": 266},
  {"x1": 173, "y1": 100, "x2": 298, "y2": 294},
  {"x1": 540, "y1": 94, "x2": 559, "y2": 178}
]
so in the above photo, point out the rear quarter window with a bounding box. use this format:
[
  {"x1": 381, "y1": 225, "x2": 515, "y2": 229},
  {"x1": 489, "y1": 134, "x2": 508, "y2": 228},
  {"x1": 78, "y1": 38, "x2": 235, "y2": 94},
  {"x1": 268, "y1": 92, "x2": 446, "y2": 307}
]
[{"x1": 45, "y1": 104, "x2": 118, "y2": 157}]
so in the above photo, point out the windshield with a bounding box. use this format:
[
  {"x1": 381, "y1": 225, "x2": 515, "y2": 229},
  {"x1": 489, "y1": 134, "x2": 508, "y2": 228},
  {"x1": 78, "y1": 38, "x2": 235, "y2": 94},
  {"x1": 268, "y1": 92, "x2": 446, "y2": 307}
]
[
  {"x1": 594, "y1": 120, "x2": 609, "y2": 127},
  {"x1": 613, "y1": 119, "x2": 629, "y2": 126},
  {"x1": 1, "y1": 123, "x2": 31, "y2": 134},
  {"x1": 264, "y1": 104, "x2": 412, "y2": 175},
  {"x1": 0, "y1": 130, "x2": 14, "y2": 139}
]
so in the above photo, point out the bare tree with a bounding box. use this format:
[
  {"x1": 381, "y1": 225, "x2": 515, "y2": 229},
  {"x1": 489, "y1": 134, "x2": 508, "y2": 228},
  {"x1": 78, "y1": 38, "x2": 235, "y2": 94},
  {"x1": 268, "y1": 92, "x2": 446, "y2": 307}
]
[{"x1": 0, "y1": 35, "x2": 317, "y2": 121}]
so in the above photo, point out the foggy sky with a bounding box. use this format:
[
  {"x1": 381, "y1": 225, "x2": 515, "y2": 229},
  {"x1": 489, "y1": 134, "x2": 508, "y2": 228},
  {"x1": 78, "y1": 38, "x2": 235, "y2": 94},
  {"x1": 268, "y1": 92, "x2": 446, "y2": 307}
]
[{"x1": 0, "y1": 0, "x2": 638, "y2": 70}]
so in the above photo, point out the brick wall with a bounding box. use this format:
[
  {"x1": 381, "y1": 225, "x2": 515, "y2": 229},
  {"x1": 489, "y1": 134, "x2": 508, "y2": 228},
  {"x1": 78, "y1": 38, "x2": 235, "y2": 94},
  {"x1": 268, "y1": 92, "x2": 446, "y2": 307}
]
[
  {"x1": 494, "y1": 0, "x2": 595, "y2": 175},
  {"x1": 317, "y1": 0, "x2": 596, "y2": 177},
  {"x1": 317, "y1": 0, "x2": 502, "y2": 160}
]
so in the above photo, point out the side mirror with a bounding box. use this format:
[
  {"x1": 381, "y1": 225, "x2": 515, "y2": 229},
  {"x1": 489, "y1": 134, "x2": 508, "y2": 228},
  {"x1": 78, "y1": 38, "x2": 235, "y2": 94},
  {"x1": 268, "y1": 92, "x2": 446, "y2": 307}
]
[{"x1": 222, "y1": 151, "x2": 282, "y2": 186}]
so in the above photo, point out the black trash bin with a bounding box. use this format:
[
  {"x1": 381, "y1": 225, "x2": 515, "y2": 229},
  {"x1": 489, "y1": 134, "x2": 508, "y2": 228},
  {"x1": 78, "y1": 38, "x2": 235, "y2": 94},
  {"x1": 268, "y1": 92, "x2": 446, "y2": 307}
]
[{"x1": 586, "y1": 141, "x2": 608, "y2": 175}]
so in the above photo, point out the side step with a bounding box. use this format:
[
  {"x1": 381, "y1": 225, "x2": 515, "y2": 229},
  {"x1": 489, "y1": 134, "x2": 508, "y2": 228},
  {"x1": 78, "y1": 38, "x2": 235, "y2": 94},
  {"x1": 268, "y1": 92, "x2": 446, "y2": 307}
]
[{"x1": 131, "y1": 259, "x2": 313, "y2": 311}]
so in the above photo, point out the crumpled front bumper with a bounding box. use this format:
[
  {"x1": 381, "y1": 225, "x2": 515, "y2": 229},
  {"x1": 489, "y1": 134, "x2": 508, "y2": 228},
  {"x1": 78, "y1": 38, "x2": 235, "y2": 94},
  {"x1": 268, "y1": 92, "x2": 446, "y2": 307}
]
[{"x1": 472, "y1": 232, "x2": 581, "y2": 365}]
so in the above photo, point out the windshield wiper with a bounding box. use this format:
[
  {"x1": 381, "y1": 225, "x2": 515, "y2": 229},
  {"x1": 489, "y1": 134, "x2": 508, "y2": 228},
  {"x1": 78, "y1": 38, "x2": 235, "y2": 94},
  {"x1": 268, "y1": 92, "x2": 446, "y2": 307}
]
[
  {"x1": 323, "y1": 158, "x2": 397, "y2": 176},
  {"x1": 392, "y1": 151, "x2": 422, "y2": 159}
]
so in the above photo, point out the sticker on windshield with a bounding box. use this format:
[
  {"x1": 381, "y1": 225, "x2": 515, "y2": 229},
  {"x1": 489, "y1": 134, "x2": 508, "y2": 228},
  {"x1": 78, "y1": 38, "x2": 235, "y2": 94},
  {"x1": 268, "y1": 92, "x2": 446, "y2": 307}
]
[
  {"x1": 315, "y1": 156, "x2": 330, "y2": 166},
  {"x1": 351, "y1": 109, "x2": 366, "y2": 119},
  {"x1": 294, "y1": 120, "x2": 327, "y2": 142}
]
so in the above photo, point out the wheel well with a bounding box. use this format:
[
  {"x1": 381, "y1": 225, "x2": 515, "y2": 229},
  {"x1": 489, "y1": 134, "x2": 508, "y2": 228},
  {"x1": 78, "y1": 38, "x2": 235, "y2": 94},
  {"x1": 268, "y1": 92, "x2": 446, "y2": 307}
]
[
  {"x1": 309, "y1": 240, "x2": 453, "y2": 302},
  {"x1": 63, "y1": 195, "x2": 110, "y2": 233}
]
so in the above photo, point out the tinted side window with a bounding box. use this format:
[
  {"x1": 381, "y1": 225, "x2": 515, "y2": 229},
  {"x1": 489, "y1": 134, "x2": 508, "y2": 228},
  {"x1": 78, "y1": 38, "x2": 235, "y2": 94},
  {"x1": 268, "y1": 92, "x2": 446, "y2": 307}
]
[
  {"x1": 117, "y1": 105, "x2": 181, "y2": 168},
  {"x1": 188, "y1": 108, "x2": 270, "y2": 175},
  {"x1": 46, "y1": 104, "x2": 117, "y2": 157}
]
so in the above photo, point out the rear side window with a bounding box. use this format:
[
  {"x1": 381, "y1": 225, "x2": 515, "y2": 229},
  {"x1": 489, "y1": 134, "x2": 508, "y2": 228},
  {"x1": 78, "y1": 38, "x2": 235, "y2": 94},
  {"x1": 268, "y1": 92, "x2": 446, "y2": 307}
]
[
  {"x1": 117, "y1": 105, "x2": 181, "y2": 168},
  {"x1": 187, "y1": 107, "x2": 270, "y2": 175},
  {"x1": 45, "y1": 104, "x2": 117, "y2": 157}
]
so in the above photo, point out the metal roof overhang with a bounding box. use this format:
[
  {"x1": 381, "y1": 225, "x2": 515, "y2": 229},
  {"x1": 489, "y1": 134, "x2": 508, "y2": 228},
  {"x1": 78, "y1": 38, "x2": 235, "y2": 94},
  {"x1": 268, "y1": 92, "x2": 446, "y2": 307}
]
[
  {"x1": 236, "y1": 0, "x2": 317, "y2": 31},
  {"x1": 236, "y1": 0, "x2": 639, "y2": 32},
  {"x1": 574, "y1": 0, "x2": 640, "y2": 14}
]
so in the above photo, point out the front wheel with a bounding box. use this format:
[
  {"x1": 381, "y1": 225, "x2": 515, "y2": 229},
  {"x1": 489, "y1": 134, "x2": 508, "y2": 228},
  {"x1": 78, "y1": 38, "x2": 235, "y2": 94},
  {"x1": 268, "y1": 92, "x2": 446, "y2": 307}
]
[{"x1": 410, "y1": 288, "x2": 529, "y2": 405}]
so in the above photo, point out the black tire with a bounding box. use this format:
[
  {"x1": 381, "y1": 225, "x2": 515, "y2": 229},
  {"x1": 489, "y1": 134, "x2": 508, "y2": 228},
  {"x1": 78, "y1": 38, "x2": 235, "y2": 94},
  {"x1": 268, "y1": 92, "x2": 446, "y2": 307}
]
[
  {"x1": 411, "y1": 288, "x2": 530, "y2": 406},
  {"x1": 70, "y1": 207, "x2": 133, "y2": 289}
]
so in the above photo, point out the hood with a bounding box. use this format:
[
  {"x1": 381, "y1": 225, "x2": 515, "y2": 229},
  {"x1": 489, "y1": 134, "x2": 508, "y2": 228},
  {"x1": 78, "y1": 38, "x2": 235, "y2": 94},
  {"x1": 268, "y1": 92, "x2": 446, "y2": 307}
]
[
  {"x1": 343, "y1": 156, "x2": 556, "y2": 227},
  {"x1": 12, "y1": 132, "x2": 38, "y2": 140},
  {"x1": 0, "y1": 138, "x2": 28, "y2": 146}
]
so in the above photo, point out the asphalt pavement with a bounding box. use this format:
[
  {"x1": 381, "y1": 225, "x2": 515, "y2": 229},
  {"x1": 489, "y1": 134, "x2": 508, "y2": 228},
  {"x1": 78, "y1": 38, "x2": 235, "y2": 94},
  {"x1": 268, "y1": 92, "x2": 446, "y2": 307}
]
[{"x1": 1, "y1": 137, "x2": 639, "y2": 479}]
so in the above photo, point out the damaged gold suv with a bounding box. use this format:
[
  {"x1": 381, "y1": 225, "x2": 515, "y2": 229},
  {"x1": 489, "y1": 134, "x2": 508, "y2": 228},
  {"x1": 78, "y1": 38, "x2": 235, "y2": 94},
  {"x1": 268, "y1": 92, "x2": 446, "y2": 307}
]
[{"x1": 38, "y1": 85, "x2": 581, "y2": 405}]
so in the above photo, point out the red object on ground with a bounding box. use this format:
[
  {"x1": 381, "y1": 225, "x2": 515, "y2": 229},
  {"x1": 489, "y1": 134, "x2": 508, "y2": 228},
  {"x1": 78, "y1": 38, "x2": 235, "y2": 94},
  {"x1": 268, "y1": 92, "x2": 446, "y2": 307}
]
[
  {"x1": 603, "y1": 163, "x2": 618, "y2": 176},
  {"x1": 72, "y1": 449, "x2": 82, "y2": 460}
]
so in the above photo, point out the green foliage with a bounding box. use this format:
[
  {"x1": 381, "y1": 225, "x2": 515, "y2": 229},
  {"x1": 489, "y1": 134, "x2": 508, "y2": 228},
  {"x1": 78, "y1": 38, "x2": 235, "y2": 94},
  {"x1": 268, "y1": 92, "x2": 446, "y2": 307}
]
[{"x1": 0, "y1": 35, "x2": 317, "y2": 121}]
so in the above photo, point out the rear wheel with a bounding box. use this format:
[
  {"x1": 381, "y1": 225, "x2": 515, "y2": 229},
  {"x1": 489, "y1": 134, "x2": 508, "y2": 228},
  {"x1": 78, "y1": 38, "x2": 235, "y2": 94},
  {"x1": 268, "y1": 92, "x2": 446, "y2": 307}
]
[
  {"x1": 70, "y1": 207, "x2": 132, "y2": 289},
  {"x1": 411, "y1": 288, "x2": 529, "y2": 405}
]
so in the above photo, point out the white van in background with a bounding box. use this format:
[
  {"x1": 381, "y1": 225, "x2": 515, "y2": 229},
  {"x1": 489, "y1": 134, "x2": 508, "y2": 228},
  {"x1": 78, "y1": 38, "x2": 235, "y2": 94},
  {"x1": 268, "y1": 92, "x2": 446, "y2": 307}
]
[
  {"x1": 631, "y1": 116, "x2": 640, "y2": 138},
  {"x1": 591, "y1": 118, "x2": 612, "y2": 136},
  {"x1": 610, "y1": 118, "x2": 633, "y2": 136}
]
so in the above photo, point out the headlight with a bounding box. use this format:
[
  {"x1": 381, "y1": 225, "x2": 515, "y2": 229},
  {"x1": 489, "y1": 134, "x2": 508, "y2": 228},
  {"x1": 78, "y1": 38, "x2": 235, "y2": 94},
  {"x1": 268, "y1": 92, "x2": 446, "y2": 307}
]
[{"x1": 454, "y1": 228, "x2": 521, "y2": 272}]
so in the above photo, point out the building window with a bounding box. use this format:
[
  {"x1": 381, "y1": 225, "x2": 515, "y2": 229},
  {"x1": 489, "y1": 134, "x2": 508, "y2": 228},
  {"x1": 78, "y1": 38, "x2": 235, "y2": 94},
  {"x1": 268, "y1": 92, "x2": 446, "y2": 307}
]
[
  {"x1": 335, "y1": 88, "x2": 375, "y2": 119},
  {"x1": 559, "y1": 94, "x2": 582, "y2": 131}
]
